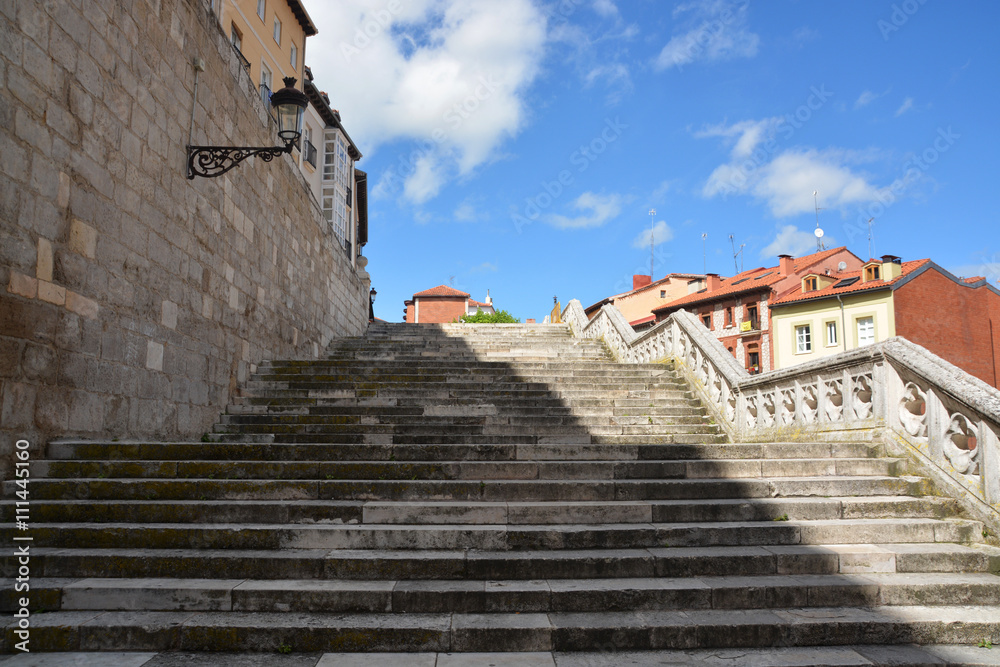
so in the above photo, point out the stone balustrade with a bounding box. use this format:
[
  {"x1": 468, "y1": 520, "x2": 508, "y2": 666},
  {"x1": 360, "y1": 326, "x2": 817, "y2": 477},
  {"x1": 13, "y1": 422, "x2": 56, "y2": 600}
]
[{"x1": 563, "y1": 299, "x2": 1000, "y2": 531}]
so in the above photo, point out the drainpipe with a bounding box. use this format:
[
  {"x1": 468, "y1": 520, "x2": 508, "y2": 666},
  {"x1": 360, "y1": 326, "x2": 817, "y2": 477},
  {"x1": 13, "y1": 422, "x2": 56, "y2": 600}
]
[{"x1": 836, "y1": 294, "x2": 848, "y2": 353}]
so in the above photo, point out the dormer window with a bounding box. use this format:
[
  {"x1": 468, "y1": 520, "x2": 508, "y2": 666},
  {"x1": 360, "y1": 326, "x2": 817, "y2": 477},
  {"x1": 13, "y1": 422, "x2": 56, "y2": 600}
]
[
  {"x1": 803, "y1": 276, "x2": 818, "y2": 292},
  {"x1": 863, "y1": 263, "x2": 880, "y2": 282}
]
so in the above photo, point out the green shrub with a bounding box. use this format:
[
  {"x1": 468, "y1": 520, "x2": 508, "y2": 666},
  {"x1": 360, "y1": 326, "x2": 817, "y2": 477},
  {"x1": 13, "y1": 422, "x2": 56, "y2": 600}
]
[{"x1": 459, "y1": 309, "x2": 520, "y2": 324}]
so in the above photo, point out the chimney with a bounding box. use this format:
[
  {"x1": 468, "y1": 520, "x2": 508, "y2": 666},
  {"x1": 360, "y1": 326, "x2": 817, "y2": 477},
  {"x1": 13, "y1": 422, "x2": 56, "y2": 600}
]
[
  {"x1": 778, "y1": 254, "x2": 794, "y2": 277},
  {"x1": 705, "y1": 273, "x2": 722, "y2": 291},
  {"x1": 880, "y1": 254, "x2": 903, "y2": 280},
  {"x1": 632, "y1": 275, "x2": 652, "y2": 290}
]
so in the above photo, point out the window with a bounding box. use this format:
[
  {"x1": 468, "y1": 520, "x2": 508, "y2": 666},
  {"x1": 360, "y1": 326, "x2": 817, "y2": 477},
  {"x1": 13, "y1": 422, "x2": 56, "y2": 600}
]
[
  {"x1": 746, "y1": 304, "x2": 759, "y2": 330},
  {"x1": 725, "y1": 307, "x2": 733, "y2": 327},
  {"x1": 290, "y1": 42, "x2": 297, "y2": 69},
  {"x1": 804, "y1": 276, "x2": 817, "y2": 292},
  {"x1": 273, "y1": 17, "x2": 281, "y2": 44},
  {"x1": 865, "y1": 264, "x2": 880, "y2": 282},
  {"x1": 796, "y1": 325, "x2": 812, "y2": 353},
  {"x1": 857, "y1": 316, "x2": 875, "y2": 346},
  {"x1": 826, "y1": 321, "x2": 838, "y2": 347},
  {"x1": 701, "y1": 314, "x2": 711, "y2": 329},
  {"x1": 230, "y1": 24, "x2": 242, "y2": 50},
  {"x1": 660, "y1": 290, "x2": 666, "y2": 298},
  {"x1": 256, "y1": 0, "x2": 265, "y2": 21},
  {"x1": 259, "y1": 61, "x2": 272, "y2": 103}
]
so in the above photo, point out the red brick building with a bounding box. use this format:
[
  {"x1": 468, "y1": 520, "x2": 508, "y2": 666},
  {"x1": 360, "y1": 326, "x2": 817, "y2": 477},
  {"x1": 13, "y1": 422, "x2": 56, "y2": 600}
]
[
  {"x1": 652, "y1": 247, "x2": 864, "y2": 374},
  {"x1": 770, "y1": 256, "x2": 1000, "y2": 388},
  {"x1": 403, "y1": 286, "x2": 495, "y2": 323}
]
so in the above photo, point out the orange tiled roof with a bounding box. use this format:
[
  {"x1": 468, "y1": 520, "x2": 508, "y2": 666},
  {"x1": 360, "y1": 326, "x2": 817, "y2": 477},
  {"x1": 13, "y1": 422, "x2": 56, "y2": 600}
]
[
  {"x1": 652, "y1": 247, "x2": 852, "y2": 313},
  {"x1": 468, "y1": 299, "x2": 491, "y2": 308},
  {"x1": 771, "y1": 259, "x2": 931, "y2": 306},
  {"x1": 629, "y1": 314, "x2": 656, "y2": 327},
  {"x1": 413, "y1": 285, "x2": 470, "y2": 298}
]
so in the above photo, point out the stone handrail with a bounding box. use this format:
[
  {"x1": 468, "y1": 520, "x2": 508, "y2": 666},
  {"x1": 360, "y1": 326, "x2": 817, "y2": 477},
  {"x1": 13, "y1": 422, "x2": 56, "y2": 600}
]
[{"x1": 563, "y1": 299, "x2": 1000, "y2": 531}]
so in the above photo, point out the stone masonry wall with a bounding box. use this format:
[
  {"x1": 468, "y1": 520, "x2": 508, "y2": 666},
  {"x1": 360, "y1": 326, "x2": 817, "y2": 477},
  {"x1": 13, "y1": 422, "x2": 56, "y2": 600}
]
[{"x1": 0, "y1": 0, "x2": 370, "y2": 476}]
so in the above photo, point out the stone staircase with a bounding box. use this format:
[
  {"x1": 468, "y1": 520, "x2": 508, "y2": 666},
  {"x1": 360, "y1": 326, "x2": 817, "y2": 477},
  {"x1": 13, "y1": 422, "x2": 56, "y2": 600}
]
[{"x1": 3, "y1": 322, "x2": 999, "y2": 657}]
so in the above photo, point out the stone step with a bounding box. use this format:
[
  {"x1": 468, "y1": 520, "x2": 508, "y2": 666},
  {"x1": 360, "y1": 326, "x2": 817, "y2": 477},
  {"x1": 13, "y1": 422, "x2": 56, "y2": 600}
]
[
  {"x1": 9, "y1": 543, "x2": 998, "y2": 582},
  {"x1": 209, "y1": 424, "x2": 721, "y2": 438},
  {"x1": 43, "y1": 441, "x2": 885, "y2": 463},
  {"x1": 6, "y1": 605, "x2": 999, "y2": 652},
  {"x1": 31, "y1": 457, "x2": 902, "y2": 481},
  {"x1": 212, "y1": 415, "x2": 713, "y2": 430},
  {"x1": 0, "y1": 497, "x2": 958, "y2": 526},
  {"x1": 9, "y1": 572, "x2": 1000, "y2": 615},
  {"x1": 4, "y1": 517, "x2": 982, "y2": 551},
  {"x1": 10, "y1": 475, "x2": 928, "y2": 502},
  {"x1": 223, "y1": 404, "x2": 705, "y2": 417}
]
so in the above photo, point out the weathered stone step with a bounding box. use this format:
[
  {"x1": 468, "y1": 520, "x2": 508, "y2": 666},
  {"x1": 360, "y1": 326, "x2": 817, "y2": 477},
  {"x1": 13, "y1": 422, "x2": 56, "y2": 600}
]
[
  {"x1": 216, "y1": 412, "x2": 709, "y2": 427},
  {"x1": 224, "y1": 404, "x2": 705, "y2": 418},
  {"x1": 7, "y1": 605, "x2": 999, "y2": 652},
  {"x1": 10, "y1": 543, "x2": 997, "y2": 582},
  {"x1": 210, "y1": 424, "x2": 721, "y2": 439},
  {"x1": 32, "y1": 457, "x2": 902, "y2": 482},
  {"x1": 10, "y1": 572, "x2": 999, "y2": 615},
  {"x1": 5, "y1": 517, "x2": 982, "y2": 551},
  {"x1": 12, "y1": 475, "x2": 927, "y2": 502},
  {"x1": 0, "y1": 496, "x2": 957, "y2": 526}
]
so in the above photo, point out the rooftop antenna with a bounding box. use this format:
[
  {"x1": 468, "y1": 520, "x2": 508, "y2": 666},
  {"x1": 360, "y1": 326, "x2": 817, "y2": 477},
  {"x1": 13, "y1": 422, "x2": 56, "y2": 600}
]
[
  {"x1": 813, "y1": 190, "x2": 826, "y2": 251},
  {"x1": 701, "y1": 233, "x2": 708, "y2": 274},
  {"x1": 729, "y1": 234, "x2": 745, "y2": 273},
  {"x1": 866, "y1": 218, "x2": 876, "y2": 259},
  {"x1": 648, "y1": 209, "x2": 656, "y2": 280}
]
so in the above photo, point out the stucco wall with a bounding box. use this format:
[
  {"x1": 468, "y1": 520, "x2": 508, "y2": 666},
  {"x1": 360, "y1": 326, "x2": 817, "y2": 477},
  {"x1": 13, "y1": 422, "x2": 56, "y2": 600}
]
[{"x1": 0, "y1": 0, "x2": 369, "y2": 475}]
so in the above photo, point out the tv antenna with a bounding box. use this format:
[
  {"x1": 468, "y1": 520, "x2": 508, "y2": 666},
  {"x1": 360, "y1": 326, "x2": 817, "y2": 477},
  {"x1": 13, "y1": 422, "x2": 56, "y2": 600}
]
[
  {"x1": 866, "y1": 218, "x2": 876, "y2": 259},
  {"x1": 701, "y1": 233, "x2": 708, "y2": 274},
  {"x1": 648, "y1": 209, "x2": 656, "y2": 279},
  {"x1": 813, "y1": 191, "x2": 826, "y2": 251},
  {"x1": 729, "y1": 234, "x2": 745, "y2": 274}
]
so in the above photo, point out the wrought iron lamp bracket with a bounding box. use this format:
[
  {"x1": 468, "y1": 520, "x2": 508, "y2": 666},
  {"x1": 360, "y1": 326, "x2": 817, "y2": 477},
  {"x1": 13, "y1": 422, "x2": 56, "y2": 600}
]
[{"x1": 187, "y1": 144, "x2": 293, "y2": 179}]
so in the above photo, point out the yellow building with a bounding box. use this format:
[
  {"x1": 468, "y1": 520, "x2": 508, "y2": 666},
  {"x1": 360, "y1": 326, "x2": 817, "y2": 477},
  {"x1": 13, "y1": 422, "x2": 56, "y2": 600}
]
[
  {"x1": 586, "y1": 274, "x2": 706, "y2": 329},
  {"x1": 218, "y1": 0, "x2": 317, "y2": 101},
  {"x1": 770, "y1": 257, "x2": 917, "y2": 369}
]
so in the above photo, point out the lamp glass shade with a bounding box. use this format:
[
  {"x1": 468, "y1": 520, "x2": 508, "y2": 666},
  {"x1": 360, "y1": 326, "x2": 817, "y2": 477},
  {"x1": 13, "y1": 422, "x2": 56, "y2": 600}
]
[
  {"x1": 270, "y1": 77, "x2": 308, "y2": 144},
  {"x1": 369, "y1": 288, "x2": 377, "y2": 303}
]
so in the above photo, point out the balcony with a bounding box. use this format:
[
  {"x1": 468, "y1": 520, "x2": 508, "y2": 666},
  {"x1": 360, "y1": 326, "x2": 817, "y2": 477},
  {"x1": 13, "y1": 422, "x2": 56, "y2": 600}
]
[
  {"x1": 303, "y1": 140, "x2": 317, "y2": 167},
  {"x1": 232, "y1": 44, "x2": 251, "y2": 74},
  {"x1": 738, "y1": 316, "x2": 761, "y2": 335}
]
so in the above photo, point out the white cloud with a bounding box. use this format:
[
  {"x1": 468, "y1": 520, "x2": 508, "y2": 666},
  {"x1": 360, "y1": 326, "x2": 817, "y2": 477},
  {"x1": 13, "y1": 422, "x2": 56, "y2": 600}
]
[
  {"x1": 470, "y1": 261, "x2": 498, "y2": 273},
  {"x1": 655, "y1": 0, "x2": 759, "y2": 70},
  {"x1": 697, "y1": 118, "x2": 881, "y2": 218},
  {"x1": 307, "y1": 0, "x2": 547, "y2": 204},
  {"x1": 760, "y1": 225, "x2": 833, "y2": 259},
  {"x1": 632, "y1": 220, "x2": 674, "y2": 249},
  {"x1": 545, "y1": 192, "x2": 622, "y2": 229},
  {"x1": 895, "y1": 97, "x2": 914, "y2": 116},
  {"x1": 593, "y1": 0, "x2": 619, "y2": 17},
  {"x1": 854, "y1": 90, "x2": 878, "y2": 108}
]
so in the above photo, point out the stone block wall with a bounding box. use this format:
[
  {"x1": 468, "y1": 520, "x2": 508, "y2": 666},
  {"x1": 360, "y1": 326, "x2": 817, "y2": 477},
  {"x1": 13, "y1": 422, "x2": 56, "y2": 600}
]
[{"x1": 0, "y1": 0, "x2": 370, "y2": 475}]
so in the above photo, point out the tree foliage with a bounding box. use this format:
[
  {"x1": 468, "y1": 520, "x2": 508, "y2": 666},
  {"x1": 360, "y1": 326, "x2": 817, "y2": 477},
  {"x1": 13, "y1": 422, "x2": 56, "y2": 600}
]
[{"x1": 459, "y1": 309, "x2": 520, "y2": 323}]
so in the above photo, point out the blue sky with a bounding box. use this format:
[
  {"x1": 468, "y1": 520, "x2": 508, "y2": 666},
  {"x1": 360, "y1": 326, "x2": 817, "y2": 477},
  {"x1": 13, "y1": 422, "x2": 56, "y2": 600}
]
[{"x1": 305, "y1": 0, "x2": 1000, "y2": 322}]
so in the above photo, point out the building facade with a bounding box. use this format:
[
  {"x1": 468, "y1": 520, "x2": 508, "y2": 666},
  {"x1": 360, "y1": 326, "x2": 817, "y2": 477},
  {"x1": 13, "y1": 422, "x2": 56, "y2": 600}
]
[
  {"x1": 404, "y1": 286, "x2": 495, "y2": 323},
  {"x1": 770, "y1": 256, "x2": 1000, "y2": 388},
  {"x1": 653, "y1": 248, "x2": 864, "y2": 374},
  {"x1": 215, "y1": 0, "x2": 316, "y2": 104},
  {"x1": 586, "y1": 273, "x2": 706, "y2": 329}
]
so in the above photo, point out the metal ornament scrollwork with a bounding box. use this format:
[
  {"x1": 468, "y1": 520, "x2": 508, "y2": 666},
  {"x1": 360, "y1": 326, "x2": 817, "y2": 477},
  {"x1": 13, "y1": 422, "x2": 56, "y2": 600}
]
[
  {"x1": 898, "y1": 382, "x2": 928, "y2": 438},
  {"x1": 943, "y1": 412, "x2": 980, "y2": 476},
  {"x1": 187, "y1": 145, "x2": 290, "y2": 179}
]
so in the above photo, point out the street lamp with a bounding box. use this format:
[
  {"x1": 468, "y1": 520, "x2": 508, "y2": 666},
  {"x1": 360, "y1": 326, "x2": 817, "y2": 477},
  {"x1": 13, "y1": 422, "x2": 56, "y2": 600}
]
[
  {"x1": 369, "y1": 288, "x2": 377, "y2": 322},
  {"x1": 187, "y1": 77, "x2": 309, "y2": 179}
]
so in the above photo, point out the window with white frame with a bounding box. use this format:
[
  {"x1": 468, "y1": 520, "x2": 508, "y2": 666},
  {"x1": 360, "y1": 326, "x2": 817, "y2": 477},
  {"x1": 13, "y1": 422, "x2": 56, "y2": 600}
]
[
  {"x1": 290, "y1": 43, "x2": 297, "y2": 69},
  {"x1": 322, "y1": 131, "x2": 355, "y2": 249},
  {"x1": 796, "y1": 324, "x2": 812, "y2": 353},
  {"x1": 259, "y1": 61, "x2": 272, "y2": 101},
  {"x1": 256, "y1": 0, "x2": 265, "y2": 21},
  {"x1": 230, "y1": 24, "x2": 242, "y2": 50},
  {"x1": 826, "y1": 321, "x2": 838, "y2": 347},
  {"x1": 273, "y1": 17, "x2": 281, "y2": 44},
  {"x1": 857, "y1": 316, "x2": 875, "y2": 346}
]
